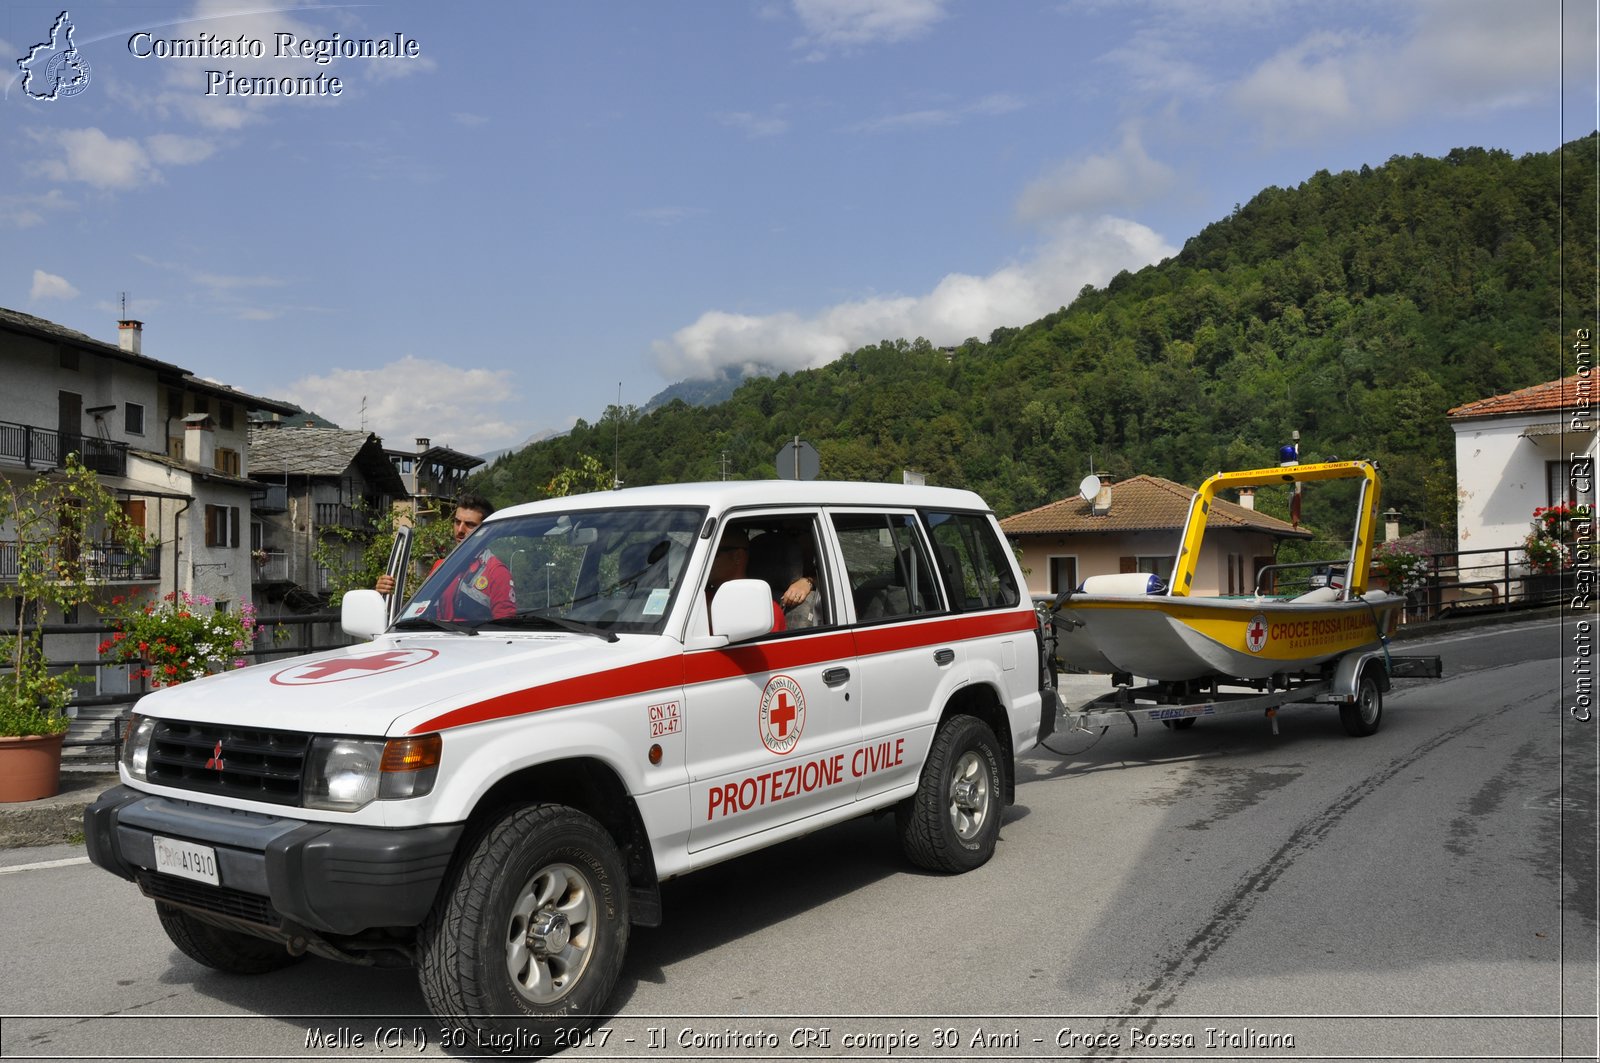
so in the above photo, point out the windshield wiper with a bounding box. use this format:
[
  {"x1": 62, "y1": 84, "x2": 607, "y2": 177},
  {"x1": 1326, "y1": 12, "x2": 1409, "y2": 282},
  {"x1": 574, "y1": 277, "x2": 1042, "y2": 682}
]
[
  {"x1": 475, "y1": 611, "x2": 619, "y2": 642},
  {"x1": 392, "y1": 616, "x2": 480, "y2": 635}
]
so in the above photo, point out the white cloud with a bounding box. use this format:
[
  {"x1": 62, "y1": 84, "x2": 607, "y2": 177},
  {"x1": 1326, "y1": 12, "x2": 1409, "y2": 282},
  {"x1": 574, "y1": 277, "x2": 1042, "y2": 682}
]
[
  {"x1": 35, "y1": 128, "x2": 158, "y2": 189},
  {"x1": 145, "y1": 133, "x2": 217, "y2": 166},
  {"x1": 793, "y1": 0, "x2": 949, "y2": 57},
  {"x1": 0, "y1": 188, "x2": 73, "y2": 229},
  {"x1": 1016, "y1": 127, "x2": 1178, "y2": 220},
  {"x1": 652, "y1": 216, "x2": 1177, "y2": 379},
  {"x1": 31, "y1": 269, "x2": 79, "y2": 301},
  {"x1": 285, "y1": 357, "x2": 529, "y2": 456},
  {"x1": 29, "y1": 128, "x2": 219, "y2": 190},
  {"x1": 631, "y1": 206, "x2": 709, "y2": 226},
  {"x1": 1230, "y1": 0, "x2": 1573, "y2": 140},
  {"x1": 718, "y1": 111, "x2": 790, "y2": 137},
  {"x1": 847, "y1": 93, "x2": 1025, "y2": 134}
]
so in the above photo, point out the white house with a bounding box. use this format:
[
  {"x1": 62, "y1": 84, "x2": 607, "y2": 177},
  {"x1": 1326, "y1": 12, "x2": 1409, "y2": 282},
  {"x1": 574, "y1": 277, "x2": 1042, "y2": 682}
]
[
  {"x1": 0, "y1": 306, "x2": 297, "y2": 638},
  {"x1": 1001, "y1": 474, "x2": 1312, "y2": 597},
  {"x1": 1449, "y1": 374, "x2": 1597, "y2": 553}
]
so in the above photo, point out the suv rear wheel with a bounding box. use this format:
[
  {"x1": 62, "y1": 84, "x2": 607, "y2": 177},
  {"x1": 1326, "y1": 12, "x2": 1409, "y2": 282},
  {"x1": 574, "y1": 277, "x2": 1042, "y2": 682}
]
[{"x1": 897, "y1": 714, "x2": 1005, "y2": 873}]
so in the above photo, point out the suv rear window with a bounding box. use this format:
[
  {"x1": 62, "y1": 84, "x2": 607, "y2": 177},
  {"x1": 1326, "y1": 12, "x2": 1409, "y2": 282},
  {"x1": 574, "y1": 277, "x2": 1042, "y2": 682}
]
[{"x1": 922, "y1": 510, "x2": 1021, "y2": 611}]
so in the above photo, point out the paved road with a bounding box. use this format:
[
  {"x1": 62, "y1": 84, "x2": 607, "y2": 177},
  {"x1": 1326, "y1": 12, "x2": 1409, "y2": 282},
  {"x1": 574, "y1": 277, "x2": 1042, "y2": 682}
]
[{"x1": 2, "y1": 616, "x2": 1593, "y2": 1060}]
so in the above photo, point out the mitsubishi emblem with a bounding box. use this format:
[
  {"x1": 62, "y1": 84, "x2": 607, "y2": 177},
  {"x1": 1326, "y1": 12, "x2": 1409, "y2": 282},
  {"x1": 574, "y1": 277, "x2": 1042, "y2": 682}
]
[{"x1": 205, "y1": 740, "x2": 225, "y2": 771}]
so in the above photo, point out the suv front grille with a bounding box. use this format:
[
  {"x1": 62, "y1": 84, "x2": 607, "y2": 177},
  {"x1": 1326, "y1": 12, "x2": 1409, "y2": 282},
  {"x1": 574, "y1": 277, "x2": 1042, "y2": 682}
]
[{"x1": 148, "y1": 720, "x2": 310, "y2": 805}]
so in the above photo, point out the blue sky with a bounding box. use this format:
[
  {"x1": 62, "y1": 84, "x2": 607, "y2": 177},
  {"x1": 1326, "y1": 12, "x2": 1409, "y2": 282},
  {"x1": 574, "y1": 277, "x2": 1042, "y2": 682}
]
[{"x1": 3, "y1": 1, "x2": 1594, "y2": 456}]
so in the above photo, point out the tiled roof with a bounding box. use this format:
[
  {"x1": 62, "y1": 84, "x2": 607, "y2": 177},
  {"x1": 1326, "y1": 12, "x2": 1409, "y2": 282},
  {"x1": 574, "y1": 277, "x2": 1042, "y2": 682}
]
[
  {"x1": 1447, "y1": 375, "x2": 1593, "y2": 419},
  {"x1": 1, "y1": 305, "x2": 188, "y2": 373},
  {"x1": 1000, "y1": 474, "x2": 1312, "y2": 539},
  {"x1": 248, "y1": 426, "x2": 381, "y2": 476},
  {"x1": 2, "y1": 305, "x2": 298, "y2": 414}
]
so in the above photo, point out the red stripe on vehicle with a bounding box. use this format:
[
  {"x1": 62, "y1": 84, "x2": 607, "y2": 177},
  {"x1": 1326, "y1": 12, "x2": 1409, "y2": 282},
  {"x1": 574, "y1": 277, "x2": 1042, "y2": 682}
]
[{"x1": 410, "y1": 608, "x2": 1037, "y2": 733}]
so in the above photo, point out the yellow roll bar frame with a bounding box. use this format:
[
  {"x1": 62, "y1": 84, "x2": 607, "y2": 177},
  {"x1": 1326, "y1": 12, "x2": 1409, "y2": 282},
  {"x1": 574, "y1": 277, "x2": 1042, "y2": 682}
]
[{"x1": 1168, "y1": 460, "x2": 1382, "y2": 599}]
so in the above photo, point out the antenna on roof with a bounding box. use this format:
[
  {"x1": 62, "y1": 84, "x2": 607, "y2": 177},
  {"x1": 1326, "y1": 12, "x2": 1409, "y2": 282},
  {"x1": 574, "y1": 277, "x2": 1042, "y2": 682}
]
[
  {"x1": 612, "y1": 381, "x2": 623, "y2": 490},
  {"x1": 120, "y1": 291, "x2": 126, "y2": 317},
  {"x1": 360, "y1": 395, "x2": 367, "y2": 432}
]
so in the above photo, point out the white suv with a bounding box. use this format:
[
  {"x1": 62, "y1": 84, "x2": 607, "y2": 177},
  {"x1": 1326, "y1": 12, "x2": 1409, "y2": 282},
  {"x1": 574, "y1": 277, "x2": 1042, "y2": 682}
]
[{"x1": 87, "y1": 480, "x2": 1050, "y2": 1044}]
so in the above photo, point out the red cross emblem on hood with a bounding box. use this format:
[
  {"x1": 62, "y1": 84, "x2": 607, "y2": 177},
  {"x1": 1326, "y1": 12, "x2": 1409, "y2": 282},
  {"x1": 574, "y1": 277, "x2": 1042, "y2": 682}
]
[{"x1": 271, "y1": 649, "x2": 439, "y2": 686}]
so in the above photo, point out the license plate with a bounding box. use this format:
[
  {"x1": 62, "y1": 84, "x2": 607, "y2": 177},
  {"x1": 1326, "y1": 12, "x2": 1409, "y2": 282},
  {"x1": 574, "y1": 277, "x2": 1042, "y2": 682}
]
[{"x1": 153, "y1": 835, "x2": 220, "y2": 886}]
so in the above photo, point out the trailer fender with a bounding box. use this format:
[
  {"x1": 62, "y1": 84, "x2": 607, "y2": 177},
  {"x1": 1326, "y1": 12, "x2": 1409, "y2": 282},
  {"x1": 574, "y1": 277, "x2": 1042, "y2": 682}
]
[{"x1": 1328, "y1": 649, "x2": 1391, "y2": 703}]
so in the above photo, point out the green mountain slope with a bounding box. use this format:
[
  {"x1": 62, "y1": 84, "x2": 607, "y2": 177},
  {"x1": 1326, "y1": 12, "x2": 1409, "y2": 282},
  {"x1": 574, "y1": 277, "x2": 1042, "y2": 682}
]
[{"x1": 479, "y1": 136, "x2": 1596, "y2": 529}]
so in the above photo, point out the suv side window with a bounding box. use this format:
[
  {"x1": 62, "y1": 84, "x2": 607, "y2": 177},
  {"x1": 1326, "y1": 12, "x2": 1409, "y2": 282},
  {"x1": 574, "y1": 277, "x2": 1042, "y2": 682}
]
[
  {"x1": 728, "y1": 515, "x2": 833, "y2": 631},
  {"x1": 831, "y1": 512, "x2": 942, "y2": 621},
  {"x1": 923, "y1": 510, "x2": 1021, "y2": 611}
]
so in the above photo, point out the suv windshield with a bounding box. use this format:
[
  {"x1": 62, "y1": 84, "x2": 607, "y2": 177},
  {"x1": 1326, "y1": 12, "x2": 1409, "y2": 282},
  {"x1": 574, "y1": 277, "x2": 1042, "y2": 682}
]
[{"x1": 394, "y1": 506, "x2": 704, "y2": 636}]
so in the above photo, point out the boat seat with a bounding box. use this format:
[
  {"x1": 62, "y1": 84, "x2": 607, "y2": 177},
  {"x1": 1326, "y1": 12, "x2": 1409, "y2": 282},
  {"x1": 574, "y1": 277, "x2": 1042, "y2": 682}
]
[{"x1": 1079, "y1": 573, "x2": 1165, "y2": 596}]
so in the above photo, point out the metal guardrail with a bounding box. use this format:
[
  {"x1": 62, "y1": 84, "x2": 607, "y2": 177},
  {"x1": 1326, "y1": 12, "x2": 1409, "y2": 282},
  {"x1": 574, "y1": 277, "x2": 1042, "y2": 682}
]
[
  {"x1": 1035, "y1": 544, "x2": 1573, "y2": 624},
  {"x1": 0, "y1": 612, "x2": 358, "y2": 754}
]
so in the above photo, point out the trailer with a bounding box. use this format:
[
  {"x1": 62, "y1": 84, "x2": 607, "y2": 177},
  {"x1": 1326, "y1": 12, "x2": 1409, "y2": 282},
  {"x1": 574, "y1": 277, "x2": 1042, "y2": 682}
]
[{"x1": 1041, "y1": 641, "x2": 1443, "y2": 752}]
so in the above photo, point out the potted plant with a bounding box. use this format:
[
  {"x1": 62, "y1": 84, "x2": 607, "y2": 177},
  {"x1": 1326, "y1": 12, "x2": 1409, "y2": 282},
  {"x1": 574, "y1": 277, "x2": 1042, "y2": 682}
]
[
  {"x1": 1522, "y1": 503, "x2": 1587, "y2": 601},
  {"x1": 100, "y1": 590, "x2": 260, "y2": 688},
  {"x1": 0, "y1": 456, "x2": 146, "y2": 802}
]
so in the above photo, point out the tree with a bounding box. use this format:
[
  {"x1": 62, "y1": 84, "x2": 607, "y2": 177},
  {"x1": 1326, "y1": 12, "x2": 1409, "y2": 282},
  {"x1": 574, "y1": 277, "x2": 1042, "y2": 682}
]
[
  {"x1": 312, "y1": 499, "x2": 458, "y2": 607},
  {"x1": 0, "y1": 456, "x2": 146, "y2": 736}
]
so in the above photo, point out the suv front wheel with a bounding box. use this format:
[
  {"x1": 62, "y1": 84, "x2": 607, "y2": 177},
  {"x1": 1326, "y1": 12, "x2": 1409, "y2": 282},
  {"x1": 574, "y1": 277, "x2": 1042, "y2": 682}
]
[{"x1": 418, "y1": 804, "x2": 629, "y2": 1052}]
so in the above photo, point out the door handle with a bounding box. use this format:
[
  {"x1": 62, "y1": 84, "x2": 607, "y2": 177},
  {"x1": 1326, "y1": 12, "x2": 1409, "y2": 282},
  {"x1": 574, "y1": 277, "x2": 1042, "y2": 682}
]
[
  {"x1": 933, "y1": 649, "x2": 955, "y2": 666},
  {"x1": 822, "y1": 667, "x2": 850, "y2": 687}
]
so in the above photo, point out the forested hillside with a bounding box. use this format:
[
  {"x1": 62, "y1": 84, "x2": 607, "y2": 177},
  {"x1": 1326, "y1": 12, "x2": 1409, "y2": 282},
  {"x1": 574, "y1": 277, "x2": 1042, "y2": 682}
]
[{"x1": 477, "y1": 136, "x2": 1596, "y2": 530}]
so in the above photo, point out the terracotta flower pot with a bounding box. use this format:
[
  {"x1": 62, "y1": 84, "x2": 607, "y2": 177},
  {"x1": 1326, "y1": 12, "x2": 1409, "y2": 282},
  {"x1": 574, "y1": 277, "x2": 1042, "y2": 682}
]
[{"x1": 0, "y1": 733, "x2": 66, "y2": 803}]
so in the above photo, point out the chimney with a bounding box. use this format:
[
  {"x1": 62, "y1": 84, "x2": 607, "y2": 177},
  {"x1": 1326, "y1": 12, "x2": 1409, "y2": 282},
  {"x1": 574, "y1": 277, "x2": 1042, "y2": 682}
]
[
  {"x1": 1090, "y1": 484, "x2": 1113, "y2": 516},
  {"x1": 416, "y1": 437, "x2": 430, "y2": 452},
  {"x1": 1237, "y1": 487, "x2": 1256, "y2": 510},
  {"x1": 183, "y1": 413, "x2": 215, "y2": 469},
  {"x1": 118, "y1": 319, "x2": 143, "y2": 355},
  {"x1": 1383, "y1": 508, "x2": 1401, "y2": 543}
]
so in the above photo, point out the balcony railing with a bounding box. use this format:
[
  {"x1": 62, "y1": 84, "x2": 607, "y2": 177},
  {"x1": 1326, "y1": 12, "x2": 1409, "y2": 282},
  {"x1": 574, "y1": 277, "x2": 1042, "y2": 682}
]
[
  {"x1": 0, "y1": 539, "x2": 160, "y2": 584},
  {"x1": 314, "y1": 502, "x2": 365, "y2": 531},
  {"x1": 0, "y1": 420, "x2": 129, "y2": 477},
  {"x1": 251, "y1": 549, "x2": 290, "y2": 582}
]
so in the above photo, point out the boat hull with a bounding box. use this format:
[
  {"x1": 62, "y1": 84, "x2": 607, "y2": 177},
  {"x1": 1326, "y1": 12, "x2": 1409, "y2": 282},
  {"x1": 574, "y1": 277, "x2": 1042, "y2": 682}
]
[{"x1": 1053, "y1": 594, "x2": 1402, "y2": 682}]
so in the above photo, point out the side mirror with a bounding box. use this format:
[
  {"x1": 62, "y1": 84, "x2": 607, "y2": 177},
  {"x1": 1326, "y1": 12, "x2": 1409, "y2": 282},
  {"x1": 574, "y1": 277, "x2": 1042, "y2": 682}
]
[
  {"x1": 342, "y1": 589, "x2": 389, "y2": 640},
  {"x1": 709, "y1": 579, "x2": 775, "y2": 643}
]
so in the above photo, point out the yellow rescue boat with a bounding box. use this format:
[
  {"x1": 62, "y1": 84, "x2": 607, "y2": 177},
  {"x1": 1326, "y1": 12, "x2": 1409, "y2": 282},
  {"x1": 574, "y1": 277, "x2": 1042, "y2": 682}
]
[{"x1": 1051, "y1": 460, "x2": 1403, "y2": 682}]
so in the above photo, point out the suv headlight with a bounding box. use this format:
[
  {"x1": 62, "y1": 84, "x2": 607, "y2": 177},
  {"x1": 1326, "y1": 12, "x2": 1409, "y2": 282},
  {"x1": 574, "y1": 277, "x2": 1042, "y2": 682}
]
[
  {"x1": 120, "y1": 713, "x2": 157, "y2": 781},
  {"x1": 305, "y1": 734, "x2": 442, "y2": 811}
]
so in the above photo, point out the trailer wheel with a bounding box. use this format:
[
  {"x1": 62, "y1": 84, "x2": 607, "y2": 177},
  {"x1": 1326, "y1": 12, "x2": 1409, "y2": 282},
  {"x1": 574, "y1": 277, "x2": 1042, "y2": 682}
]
[
  {"x1": 1339, "y1": 671, "x2": 1383, "y2": 737},
  {"x1": 417, "y1": 804, "x2": 629, "y2": 1050},
  {"x1": 156, "y1": 902, "x2": 303, "y2": 974},
  {"x1": 897, "y1": 715, "x2": 1004, "y2": 873}
]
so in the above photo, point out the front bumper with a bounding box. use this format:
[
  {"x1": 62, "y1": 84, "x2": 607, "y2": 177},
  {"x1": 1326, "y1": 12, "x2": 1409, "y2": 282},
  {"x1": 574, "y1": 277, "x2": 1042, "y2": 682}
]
[{"x1": 85, "y1": 785, "x2": 463, "y2": 936}]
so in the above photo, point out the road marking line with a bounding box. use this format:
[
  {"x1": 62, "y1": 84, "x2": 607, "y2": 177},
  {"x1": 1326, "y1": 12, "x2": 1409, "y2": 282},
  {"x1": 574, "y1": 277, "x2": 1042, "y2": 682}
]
[{"x1": 0, "y1": 856, "x2": 90, "y2": 875}]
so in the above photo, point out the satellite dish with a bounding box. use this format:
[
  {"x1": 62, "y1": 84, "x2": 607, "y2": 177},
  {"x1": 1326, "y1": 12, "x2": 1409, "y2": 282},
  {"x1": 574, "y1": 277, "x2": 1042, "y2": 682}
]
[{"x1": 1079, "y1": 474, "x2": 1101, "y2": 500}]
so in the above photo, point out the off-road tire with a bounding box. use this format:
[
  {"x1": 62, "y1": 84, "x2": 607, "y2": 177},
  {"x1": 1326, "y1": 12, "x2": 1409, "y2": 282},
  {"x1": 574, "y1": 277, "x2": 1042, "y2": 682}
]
[
  {"x1": 1339, "y1": 672, "x2": 1384, "y2": 737},
  {"x1": 155, "y1": 902, "x2": 303, "y2": 974},
  {"x1": 417, "y1": 804, "x2": 628, "y2": 1055},
  {"x1": 897, "y1": 714, "x2": 1005, "y2": 873}
]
